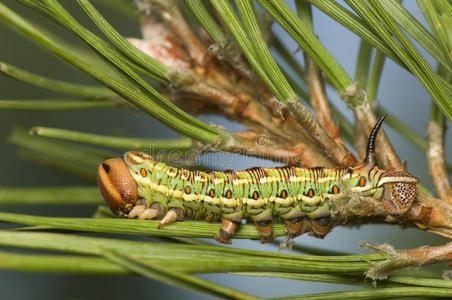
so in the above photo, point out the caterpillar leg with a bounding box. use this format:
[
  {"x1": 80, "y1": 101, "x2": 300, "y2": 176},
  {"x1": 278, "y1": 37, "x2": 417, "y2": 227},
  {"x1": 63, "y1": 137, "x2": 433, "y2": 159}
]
[
  {"x1": 255, "y1": 220, "x2": 274, "y2": 243},
  {"x1": 214, "y1": 219, "x2": 240, "y2": 244},
  {"x1": 284, "y1": 216, "x2": 312, "y2": 238},
  {"x1": 310, "y1": 216, "x2": 332, "y2": 238},
  {"x1": 128, "y1": 201, "x2": 164, "y2": 220},
  {"x1": 158, "y1": 208, "x2": 184, "y2": 228},
  {"x1": 128, "y1": 205, "x2": 146, "y2": 218}
]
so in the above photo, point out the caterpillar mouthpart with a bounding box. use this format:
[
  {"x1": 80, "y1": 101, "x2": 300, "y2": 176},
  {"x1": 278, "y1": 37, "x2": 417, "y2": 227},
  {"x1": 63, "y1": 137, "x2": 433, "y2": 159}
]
[
  {"x1": 97, "y1": 158, "x2": 139, "y2": 214},
  {"x1": 380, "y1": 171, "x2": 419, "y2": 215}
]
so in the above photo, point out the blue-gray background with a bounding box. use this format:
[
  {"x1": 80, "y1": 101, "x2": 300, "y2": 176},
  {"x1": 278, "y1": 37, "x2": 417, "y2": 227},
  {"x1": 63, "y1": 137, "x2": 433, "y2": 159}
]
[{"x1": 0, "y1": 1, "x2": 450, "y2": 299}]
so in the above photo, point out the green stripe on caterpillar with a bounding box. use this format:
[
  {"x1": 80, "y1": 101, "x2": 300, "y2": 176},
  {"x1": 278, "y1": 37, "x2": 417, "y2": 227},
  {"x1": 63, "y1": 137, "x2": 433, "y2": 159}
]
[{"x1": 97, "y1": 116, "x2": 419, "y2": 244}]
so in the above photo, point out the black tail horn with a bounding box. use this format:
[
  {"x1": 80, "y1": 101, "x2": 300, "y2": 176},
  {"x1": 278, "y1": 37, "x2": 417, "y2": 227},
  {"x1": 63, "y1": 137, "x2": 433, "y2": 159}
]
[{"x1": 364, "y1": 114, "x2": 386, "y2": 165}]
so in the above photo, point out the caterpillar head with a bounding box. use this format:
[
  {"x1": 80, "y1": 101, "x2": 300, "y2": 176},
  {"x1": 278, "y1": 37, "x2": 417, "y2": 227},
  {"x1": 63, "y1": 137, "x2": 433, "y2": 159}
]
[
  {"x1": 97, "y1": 156, "x2": 139, "y2": 214},
  {"x1": 97, "y1": 151, "x2": 154, "y2": 214},
  {"x1": 351, "y1": 115, "x2": 419, "y2": 215}
]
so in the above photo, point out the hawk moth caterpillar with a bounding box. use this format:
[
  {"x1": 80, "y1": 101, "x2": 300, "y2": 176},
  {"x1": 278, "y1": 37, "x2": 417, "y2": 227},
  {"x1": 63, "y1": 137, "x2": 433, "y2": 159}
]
[{"x1": 97, "y1": 116, "x2": 419, "y2": 244}]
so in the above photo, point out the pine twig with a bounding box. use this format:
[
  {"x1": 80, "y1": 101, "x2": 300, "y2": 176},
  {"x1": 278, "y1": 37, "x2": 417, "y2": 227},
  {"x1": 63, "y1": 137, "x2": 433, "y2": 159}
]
[
  {"x1": 303, "y1": 44, "x2": 343, "y2": 145},
  {"x1": 427, "y1": 105, "x2": 452, "y2": 203},
  {"x1": 362, "y1": 242, "x2": 452, "y2": 280}
]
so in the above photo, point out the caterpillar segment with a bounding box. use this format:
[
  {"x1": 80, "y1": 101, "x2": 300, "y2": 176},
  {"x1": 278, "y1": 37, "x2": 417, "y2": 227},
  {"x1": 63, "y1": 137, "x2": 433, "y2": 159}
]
[{"x1": 97, "y1": 115, "x2": 420, "y2": 244}]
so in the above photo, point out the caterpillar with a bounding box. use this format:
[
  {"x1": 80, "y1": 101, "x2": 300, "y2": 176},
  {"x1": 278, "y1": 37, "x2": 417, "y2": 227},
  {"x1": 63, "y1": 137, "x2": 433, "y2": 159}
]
[{"x1": 97, "y1": 116, "x2": 419, "y2": 244}]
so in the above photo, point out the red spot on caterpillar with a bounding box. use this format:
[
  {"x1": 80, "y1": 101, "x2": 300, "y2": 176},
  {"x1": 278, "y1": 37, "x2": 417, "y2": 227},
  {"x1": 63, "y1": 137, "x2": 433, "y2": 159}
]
[
  {"x1": 332, "y1": 185, "x2": 340, "y2": 194},
  {"x1": 225, "y1": 190, "x2": 232, "y2": 199},
  {"x1": 184, "y1": 186, "x2": 191, "y2": 194},
  {"x1": 358, "y1": 176, "x2": 366, "y2": 187},
  {"x1": 280, "y1": 190, "x2": 287, "y2": 199},
  {"x1": 140, "y1": 168, "x2": 147, "y2": 177},
  {"x1": 209, "y1": 188, "x2": 215, "y2": 197},
  {"x1": 252, "y1": 191, "x2": 259, "y2": 200}
]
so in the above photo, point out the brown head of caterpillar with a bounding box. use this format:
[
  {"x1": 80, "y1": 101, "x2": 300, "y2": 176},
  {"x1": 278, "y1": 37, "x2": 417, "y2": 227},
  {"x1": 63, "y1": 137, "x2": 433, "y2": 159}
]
[
  {"x1": 351, "y1": 115, "x2": 419, "y2": 215},
  {"x1": 98, "y1": 151, "x2": 166, "y2": 221},
  {"x1": 97, "y1": 157, "x2": 139, "y2": 214}
]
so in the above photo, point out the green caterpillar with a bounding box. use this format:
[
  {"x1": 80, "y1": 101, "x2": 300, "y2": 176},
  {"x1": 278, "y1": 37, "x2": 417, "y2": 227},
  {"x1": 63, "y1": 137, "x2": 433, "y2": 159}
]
[{"x1": 97, "y1": 116, "x2": 419, "y2": 244}]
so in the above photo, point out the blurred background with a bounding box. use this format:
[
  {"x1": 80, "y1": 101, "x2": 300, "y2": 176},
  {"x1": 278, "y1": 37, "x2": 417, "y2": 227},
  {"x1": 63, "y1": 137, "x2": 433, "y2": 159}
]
[{"x1": 0, "y1": 0, "x2": 450, "y2": 299}]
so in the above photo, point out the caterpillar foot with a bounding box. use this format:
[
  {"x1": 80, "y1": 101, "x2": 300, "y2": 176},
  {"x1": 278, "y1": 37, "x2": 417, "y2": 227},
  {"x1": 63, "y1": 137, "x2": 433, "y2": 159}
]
[
  {"x1": 158, "y1": 208, "x2": 184, "y2": 228},
  {"x1": 128, "y1": 205, "x2": 146, "y2": 219},
  {"x1": 138, "y1": 208, "x2": 160, "y2": 220},
  {"x1": 285, "y1": 216, "x2": 311, "y2": 238},
  {"x1": 255, "y1": 220, "x2": 274, "y2": 243},
  {"x1": 128, "y1": 205, "x2": 160, "y2": 220},
  {"x1": 127, "y1": 199, "x2": 147, "y2": 218},
  {"x1": 129, "y1": 202, "x2": 164, "y2": 220},
  {"x1": 214, "y1": 219, "x2": 240, "y2": 244},
  {"x1": 310, "y1": 216, "x2": 332, "y2": 238}
]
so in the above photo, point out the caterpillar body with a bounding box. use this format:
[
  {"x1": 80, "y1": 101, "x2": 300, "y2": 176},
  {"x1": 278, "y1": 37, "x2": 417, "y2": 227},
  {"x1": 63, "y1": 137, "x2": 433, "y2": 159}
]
[{"x1": 97, "y1": 117, "x2": 419, "y2": 244}]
